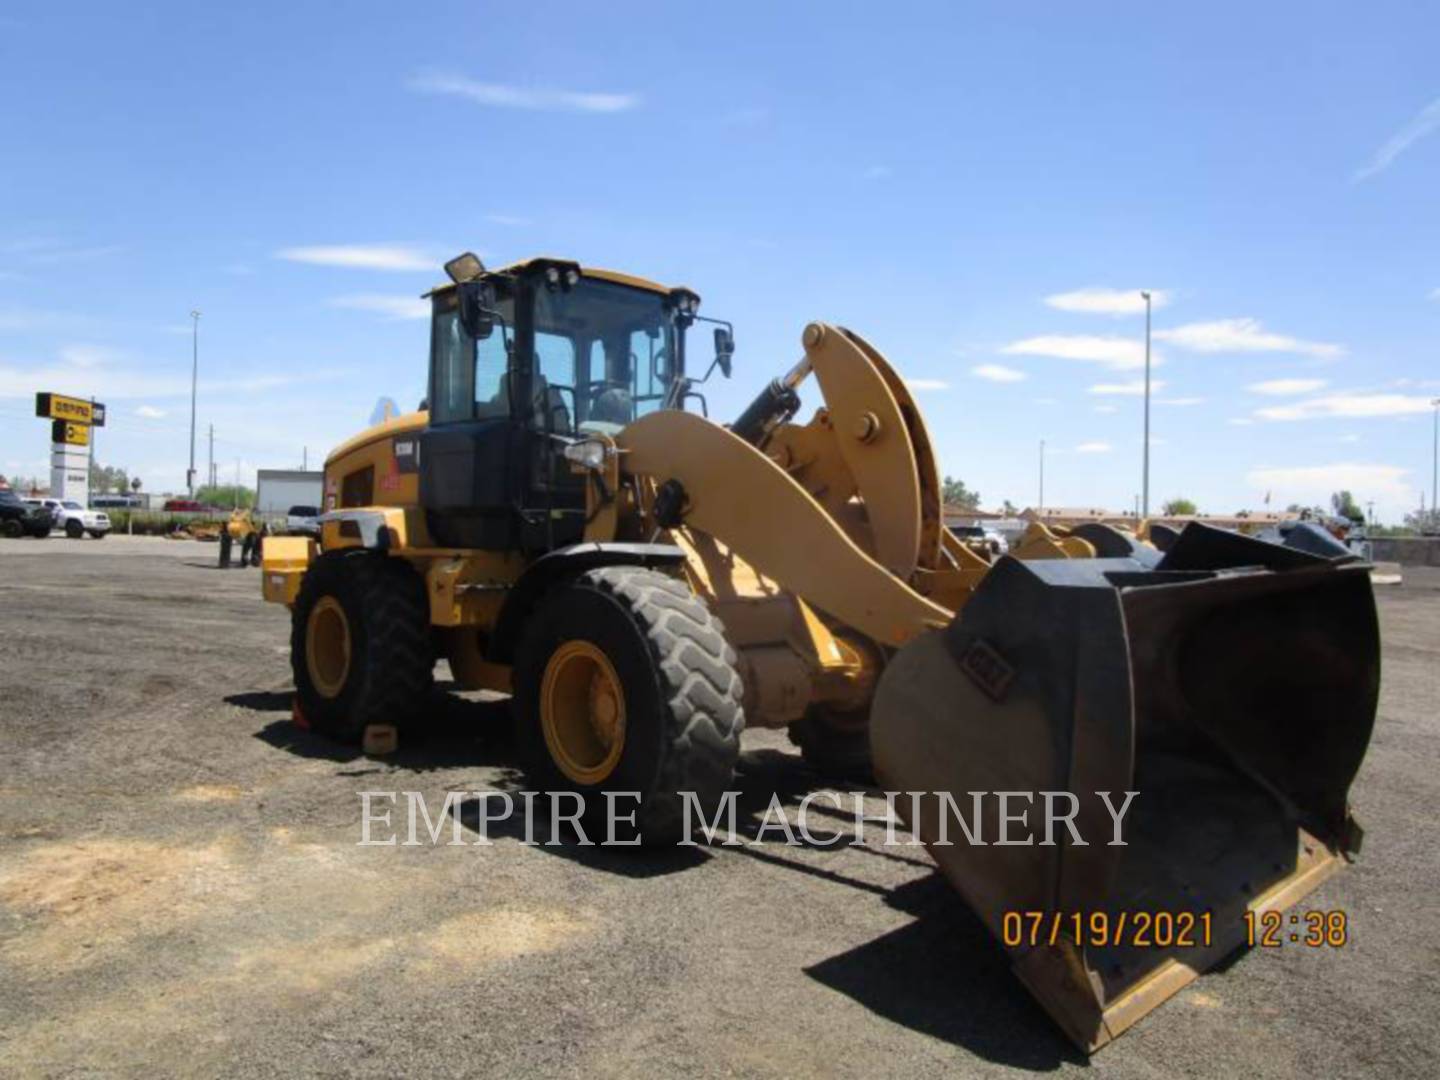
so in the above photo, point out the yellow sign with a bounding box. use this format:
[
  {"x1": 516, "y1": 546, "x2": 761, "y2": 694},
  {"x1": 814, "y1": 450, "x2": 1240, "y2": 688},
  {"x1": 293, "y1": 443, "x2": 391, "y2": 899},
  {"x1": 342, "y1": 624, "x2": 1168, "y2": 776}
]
[
  {"x1": 52, "y1": 420, "x2": 91, "y2": 447},
  {"x1": 35, "y1": 392, "x2": 101, "y2": 425}
]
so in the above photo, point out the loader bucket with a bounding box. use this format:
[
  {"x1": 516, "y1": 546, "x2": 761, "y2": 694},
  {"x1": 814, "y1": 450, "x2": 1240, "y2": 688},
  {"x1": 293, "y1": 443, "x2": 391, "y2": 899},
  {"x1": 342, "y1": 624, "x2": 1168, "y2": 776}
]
[{"x1": 870, "y1": 525, "x2": 1379, "y2": 1051}]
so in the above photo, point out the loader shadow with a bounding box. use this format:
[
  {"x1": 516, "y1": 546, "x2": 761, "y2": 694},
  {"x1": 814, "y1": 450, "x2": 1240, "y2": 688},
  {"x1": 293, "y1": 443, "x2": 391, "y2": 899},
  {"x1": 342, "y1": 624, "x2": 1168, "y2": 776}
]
[
  {"x1": 804, "y1": 875, "x2": 1083, "y2": 1071},
  {"x1": 231, "y1": 681, "x2": 517, "y2": 772},
  {"x1": 230, "y1": 683, "x2": 1080, "y2": 1063}
]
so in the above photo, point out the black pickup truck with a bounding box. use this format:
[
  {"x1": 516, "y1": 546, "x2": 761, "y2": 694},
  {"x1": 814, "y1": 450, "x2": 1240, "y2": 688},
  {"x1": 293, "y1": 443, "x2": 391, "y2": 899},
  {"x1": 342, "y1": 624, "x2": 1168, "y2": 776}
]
[{"x1": 0, "y1": 489, "x2": 54, "y2": 538}]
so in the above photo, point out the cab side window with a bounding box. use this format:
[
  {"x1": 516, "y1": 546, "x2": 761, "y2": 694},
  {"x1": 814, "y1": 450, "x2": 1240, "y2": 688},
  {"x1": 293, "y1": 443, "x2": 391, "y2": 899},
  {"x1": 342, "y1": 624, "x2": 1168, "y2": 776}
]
[{"x1": 429, "y1": 295, "x2": 513, "y2": 423}]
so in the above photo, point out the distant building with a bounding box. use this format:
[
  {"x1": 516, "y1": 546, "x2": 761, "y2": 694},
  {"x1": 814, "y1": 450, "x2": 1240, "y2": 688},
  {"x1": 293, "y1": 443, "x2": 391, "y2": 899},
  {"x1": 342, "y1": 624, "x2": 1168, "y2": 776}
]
[{"x1": 255, "y1": 469, "x2": 324, "y2": 515}]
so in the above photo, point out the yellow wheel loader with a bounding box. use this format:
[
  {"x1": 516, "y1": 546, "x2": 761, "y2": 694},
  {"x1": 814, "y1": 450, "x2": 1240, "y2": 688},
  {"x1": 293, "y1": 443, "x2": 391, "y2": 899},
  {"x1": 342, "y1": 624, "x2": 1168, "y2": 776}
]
[{"x1": 261, "y1": 252, "x2": 1379, "y2": 1050}]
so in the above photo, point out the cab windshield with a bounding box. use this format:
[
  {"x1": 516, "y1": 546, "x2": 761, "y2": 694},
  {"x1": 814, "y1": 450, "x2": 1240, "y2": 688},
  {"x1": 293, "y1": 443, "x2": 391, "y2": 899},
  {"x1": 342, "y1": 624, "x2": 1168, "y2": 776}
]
[{"x1": 531, "y1": 278, "x2": 681, "y2": 435}]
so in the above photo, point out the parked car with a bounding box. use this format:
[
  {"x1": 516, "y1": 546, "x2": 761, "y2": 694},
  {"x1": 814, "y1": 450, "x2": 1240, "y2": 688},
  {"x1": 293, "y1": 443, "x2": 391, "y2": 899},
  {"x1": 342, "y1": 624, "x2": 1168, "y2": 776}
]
[
  {"x1": 948, "y1": 523, "x2": 1009, "y2": 557},
  {"x1": 26, "y1": 497, "x2": 110, "y2": 539},
  {"x1": 162, "y1": 498, "x2": 204, "y2": 512},
  {"x1": 285, "y1": 504, "x2": 321, "y2": 536},
  {"x1": 0, "y1": 489, "x2": 54, "y2": 538}
]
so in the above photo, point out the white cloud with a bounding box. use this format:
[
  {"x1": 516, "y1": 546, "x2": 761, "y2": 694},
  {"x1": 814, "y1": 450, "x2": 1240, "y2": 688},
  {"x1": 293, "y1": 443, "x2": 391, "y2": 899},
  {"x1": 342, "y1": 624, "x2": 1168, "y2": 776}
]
[
  {"x1": 1338, "y1": 433, "x2": 1360, "y2": 443},
  {"x1": 969, "y1": 364, "x2": 1026, "y2": 383},
  {"x1": 1044, "y1": 287, "x2": 1170, "y2": 315},
  {"x1": 1156, "y1": 318, "x2": 1341, "y2": 358},
  {"x1": 1227, "y1": 417, "x2": 1254, "y2": 426},
  {"x1": 276, "y1": 245, "x2": 436, "y2": 272},
  {"x1": 1246, "y1": 463, "x2": 1411, "y2": 504},
  {"x1": 0, "y1": 349, "x2": 338, "y2": 401},
  {"x1": 1089, "y1": 379, "x2": 1165, "y2": 396},
  {"x1": 1093, "y1": 404, "x2": 1118, "y2": 413},
  {"x1": 409, "y1": 72, "x2": 638, "y2": 113},
  {"x1": 904, "y1": 377, "x2": 949, "y2": 392},
  {"x1": 58, "y1": 344, "x2": 120, "y2": 368},
  {"x1": 485, "y1": 214, "x2": 532, "y2": 227},
  {"x1": 1255, "y1": 392, "x2": 1437, "y2": 422},
  {"x1": 1354, "y1": 96, "x2": 1440, "y2": 181},
  {"x1": 1075, "y1": 441, "x2": 1112, "y2": 453},
  {"x1": 134, "y1": 405, "x2": 166, "y2": 418},
  {"x1": 328, "y1": 294, "x2": 429, "y2": 321},
  {"x1": 1156, "y1": 396, "x2": 1205, "y2": 406},
  {"x1": 1247, "y1": 377, "x2": 1329, "y2": 396},
  {"x1": 1001, "y1": 334, "x2": 1153, "y2": 371},
  {"x1": 3, "y1": 238, "x2": 122, "y2": 265}
]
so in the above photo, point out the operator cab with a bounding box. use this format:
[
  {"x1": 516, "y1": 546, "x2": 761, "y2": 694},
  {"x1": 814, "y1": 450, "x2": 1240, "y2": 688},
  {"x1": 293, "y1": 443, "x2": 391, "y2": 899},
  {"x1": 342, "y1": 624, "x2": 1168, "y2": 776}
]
[{"x1": 420, "y1": 255, "x2": 730, "y2": 552}]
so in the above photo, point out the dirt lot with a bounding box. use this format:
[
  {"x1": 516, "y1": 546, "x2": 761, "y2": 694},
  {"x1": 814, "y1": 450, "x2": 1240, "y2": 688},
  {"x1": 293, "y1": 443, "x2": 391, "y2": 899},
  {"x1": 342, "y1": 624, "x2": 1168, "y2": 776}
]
[{"x1": 0, "y1": 535, "x2": 1436, "y2": 1078}]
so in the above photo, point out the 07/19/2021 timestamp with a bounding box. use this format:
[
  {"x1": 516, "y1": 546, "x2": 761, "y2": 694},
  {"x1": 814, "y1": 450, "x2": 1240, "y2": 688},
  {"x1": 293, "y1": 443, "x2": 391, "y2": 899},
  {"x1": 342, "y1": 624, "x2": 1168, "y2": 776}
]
[{"x1": 1244, "y1": 909, "x2": 1349, "y2": 947}]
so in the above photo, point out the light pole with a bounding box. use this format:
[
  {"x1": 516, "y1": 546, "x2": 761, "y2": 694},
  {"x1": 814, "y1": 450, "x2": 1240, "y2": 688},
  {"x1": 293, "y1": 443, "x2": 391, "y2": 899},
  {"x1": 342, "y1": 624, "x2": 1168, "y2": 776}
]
[
  {"x1": 1141, "y1": 290, "x2": 1153, "y2": 518},
  {"x1": 1431, "y1": 397, "x2": 1439, "y2": 526},
  {"x1": 188, "y1": 310, "x2": 201, "y2": 496},
  {"x1": 1038, "y1": 439, "x2": 1045, "y2": 511}
]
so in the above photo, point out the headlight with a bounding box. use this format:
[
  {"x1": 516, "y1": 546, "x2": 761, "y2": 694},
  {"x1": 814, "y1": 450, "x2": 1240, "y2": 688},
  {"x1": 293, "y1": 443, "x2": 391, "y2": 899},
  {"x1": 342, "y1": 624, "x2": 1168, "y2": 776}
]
[
  {"x1": 564, "y1": 268, "x2": 580, "y2": 287},
  {"x1": 562, "y1": 440, "x2": 608, "y2": 471},
  {"x1": 545, "y1": 266, "x2": 561, "y2": 286}
]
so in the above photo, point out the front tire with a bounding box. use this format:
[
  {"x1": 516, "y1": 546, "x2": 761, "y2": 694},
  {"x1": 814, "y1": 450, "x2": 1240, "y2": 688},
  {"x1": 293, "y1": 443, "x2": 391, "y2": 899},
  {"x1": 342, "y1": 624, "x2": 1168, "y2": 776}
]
[
  {"x1": 514, "y1": 567, "x2": 744, "y2": 844},
  {"x1": 291, "y1": 552, "x2": 434, "y2": 742},
  {"x1": 65, "y1": 519, "x2": 83, "y2": 539}
]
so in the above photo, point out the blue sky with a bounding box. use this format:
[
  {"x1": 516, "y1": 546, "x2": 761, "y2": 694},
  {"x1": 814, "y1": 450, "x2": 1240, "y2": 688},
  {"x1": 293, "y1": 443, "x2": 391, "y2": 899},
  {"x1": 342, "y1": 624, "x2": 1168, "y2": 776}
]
[{"x1": 1, "y1": 2, "x2": 1437, "y2": 520}]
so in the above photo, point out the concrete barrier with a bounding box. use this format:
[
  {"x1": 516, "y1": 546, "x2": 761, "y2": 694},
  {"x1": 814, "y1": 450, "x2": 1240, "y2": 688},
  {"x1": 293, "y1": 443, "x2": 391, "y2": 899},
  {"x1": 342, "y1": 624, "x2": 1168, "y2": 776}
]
[{"x1": 1370, "y1": 537, "x2": 1440, "y2": 567}]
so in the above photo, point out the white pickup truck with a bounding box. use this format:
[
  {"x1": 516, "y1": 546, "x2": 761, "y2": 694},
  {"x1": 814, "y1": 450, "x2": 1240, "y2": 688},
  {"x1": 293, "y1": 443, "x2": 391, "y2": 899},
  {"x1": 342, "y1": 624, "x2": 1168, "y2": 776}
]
[{"x1": 26, "y1": 498, "x2": 111, "y2": 539}]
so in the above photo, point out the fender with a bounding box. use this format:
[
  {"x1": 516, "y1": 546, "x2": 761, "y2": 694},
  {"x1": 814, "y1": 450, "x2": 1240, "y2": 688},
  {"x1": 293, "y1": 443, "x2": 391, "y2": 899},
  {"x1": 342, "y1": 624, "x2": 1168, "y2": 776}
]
[{"x1": 487, "y1": 542, "x2": 687, "y2": 662}]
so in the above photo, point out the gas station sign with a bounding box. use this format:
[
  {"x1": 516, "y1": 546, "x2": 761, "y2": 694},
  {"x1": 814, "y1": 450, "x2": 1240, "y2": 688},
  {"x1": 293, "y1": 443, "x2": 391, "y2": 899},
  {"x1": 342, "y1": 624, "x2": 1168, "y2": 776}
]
[{"x1": 35, "y1": 391, "x2": 104, "y2": 426}]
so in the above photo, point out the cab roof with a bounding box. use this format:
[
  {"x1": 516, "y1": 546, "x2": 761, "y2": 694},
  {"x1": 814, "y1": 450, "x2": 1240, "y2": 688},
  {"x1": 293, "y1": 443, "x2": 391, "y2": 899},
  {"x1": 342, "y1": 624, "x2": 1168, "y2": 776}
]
[{"x1": 427, "y1": 256, "x2": 689, "y2": 299}]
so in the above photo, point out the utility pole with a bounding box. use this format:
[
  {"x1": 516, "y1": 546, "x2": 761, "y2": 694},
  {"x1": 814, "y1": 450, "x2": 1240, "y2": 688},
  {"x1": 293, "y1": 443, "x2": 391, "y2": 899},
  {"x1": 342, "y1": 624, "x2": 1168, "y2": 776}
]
[
  {"x1": 1141, "y1": 290, "x2": 1153, "y2": 517},
  {"x1": 188, "y1": 310, "x2": 201, "y2": 495},
  {"x1": 1431, "y1": 398, "x2": 1439, "y2": 526},
  {"x1": 1038, "y1": 439, "x2": 1045, "y2": 511},
  {"x1": 87, "y1": 395, "x2": 96, "y2": 504}
]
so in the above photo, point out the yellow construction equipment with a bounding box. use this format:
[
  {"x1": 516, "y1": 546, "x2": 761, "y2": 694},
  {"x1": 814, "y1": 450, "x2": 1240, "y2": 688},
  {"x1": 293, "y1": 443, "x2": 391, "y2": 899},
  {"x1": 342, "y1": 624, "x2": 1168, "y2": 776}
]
[{"x1": 261, "y1": 253, "x2": 1378, "y2": 1050}]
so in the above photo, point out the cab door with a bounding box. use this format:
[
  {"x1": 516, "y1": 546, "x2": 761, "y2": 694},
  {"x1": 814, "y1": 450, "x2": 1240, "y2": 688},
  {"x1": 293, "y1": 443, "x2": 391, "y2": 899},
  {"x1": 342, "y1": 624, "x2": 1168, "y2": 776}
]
[{"x1": 419, "y1": 287, "x2": 526, "y2": 549}]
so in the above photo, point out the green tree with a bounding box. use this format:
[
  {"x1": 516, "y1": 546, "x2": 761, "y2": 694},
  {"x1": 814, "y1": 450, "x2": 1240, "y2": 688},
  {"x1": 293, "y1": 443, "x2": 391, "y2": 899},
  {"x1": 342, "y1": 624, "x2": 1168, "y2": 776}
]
[
  {"x1": 1000, "y1": 498, "x2": 1019, "y2": 516},
  {"x1": 196, "y1": 484, "x2": 255, "y2": 509},
  {"x1": 88, "y1": 460, "x2": 129, "y2": 493},
  {"x1": 1331, "y1": 490, "x2": 1363, "y2": 521},
  {"x1": 941, "y1": 475, "x2": 981, "y2": 510},
  {"x1": 1161, "y1": 497, "x2": 1197, "y2": 516}
]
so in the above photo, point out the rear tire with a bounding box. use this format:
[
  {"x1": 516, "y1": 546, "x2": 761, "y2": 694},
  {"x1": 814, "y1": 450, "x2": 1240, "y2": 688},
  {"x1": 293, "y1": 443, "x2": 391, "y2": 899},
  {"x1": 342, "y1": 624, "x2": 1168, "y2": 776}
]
[
  {"x1": 2, "y1": 520, "x2": 22, "y2": 539},
  {"x1": 291, "y1": 552, "x2": 434, "y2": 742},
  {"x1": 514, "y1": 566, "x2": 744, "y2": 844},
  {"x1": 65, "y1": 519, "x2": 83, "y2": 539}
]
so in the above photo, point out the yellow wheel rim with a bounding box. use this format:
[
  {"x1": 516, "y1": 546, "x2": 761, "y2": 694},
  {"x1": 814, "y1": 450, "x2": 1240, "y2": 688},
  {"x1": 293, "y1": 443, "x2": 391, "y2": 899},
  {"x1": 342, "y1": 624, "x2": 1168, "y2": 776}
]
[
  {"x1": 306, "y1": 596, "x2": 352, "y2": 699},
  {"x1": 540, "y1": 640, "x2": 626, "y2": 785}
]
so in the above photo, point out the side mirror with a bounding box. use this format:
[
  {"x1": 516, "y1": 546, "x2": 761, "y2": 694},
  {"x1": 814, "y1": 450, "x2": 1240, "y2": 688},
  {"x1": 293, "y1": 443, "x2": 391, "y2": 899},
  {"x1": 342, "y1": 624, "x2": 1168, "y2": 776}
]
[
  {"x1": 458, "y1": 282, "x2": 496, "y2": 340},
  {"x1": 713, "y1": 326, "x2": 734, "y2": 378}
]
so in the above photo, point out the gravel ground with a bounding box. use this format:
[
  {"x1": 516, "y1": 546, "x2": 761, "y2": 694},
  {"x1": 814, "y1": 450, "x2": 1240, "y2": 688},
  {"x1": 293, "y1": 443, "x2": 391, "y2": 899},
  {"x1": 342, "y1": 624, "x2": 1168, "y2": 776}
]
[{"x1": 0, "y1": 535, "x2": 1436, "y2": 1078}]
